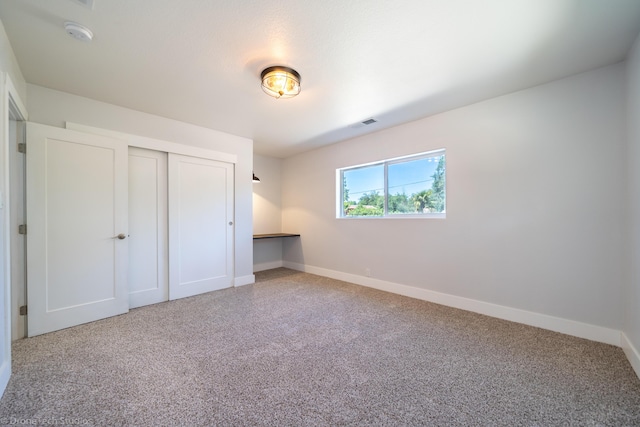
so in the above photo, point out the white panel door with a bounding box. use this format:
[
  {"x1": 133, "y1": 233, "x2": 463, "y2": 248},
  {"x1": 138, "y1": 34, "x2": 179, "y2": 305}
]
[
  {"x1": 26, "y1": 123, "x2": 129, "y2": 337},
  {"x1": 128, "y1": 147, "x2": 168, "y2": 308},
  {"x1": 168, "y1": 154, "x2": 234, "y2": 300}
]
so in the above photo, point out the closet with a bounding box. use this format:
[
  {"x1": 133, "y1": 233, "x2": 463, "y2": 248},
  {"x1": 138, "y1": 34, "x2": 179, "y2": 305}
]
[{"x1": 25, "y1": 122, "x2": 235, "y2": 336}]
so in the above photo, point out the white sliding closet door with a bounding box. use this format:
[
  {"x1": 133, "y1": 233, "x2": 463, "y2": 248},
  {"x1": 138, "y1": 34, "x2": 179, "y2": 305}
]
[
  {"x1": 26, "y1": 123, "x2": 129, "y2": 337},
  {"x1": 168, "y1": 154, "x2": 234, "y2": 299},
  {"x1": 128, "y1": 147, "x2": 168, "y2": 308}
]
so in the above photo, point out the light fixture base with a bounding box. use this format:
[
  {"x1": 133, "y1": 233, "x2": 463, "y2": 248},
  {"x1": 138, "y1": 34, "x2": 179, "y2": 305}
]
[{"x1": 260, "y1": 66, "x2": 301, "y2": 99}]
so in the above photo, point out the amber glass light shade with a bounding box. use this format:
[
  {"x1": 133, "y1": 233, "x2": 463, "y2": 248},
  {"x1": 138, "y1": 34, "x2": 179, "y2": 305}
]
[{"x1": 261, "y1": 66, "x2": 301, "y2": 99}]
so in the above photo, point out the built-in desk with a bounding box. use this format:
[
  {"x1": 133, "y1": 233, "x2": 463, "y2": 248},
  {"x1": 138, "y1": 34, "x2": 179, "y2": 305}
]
[
  {"x1": 253, "y1": 233, "x2": 301, "y2": 240},
  {"x1": 253, "y1": 233, "x2": 300, "y2": 272}
]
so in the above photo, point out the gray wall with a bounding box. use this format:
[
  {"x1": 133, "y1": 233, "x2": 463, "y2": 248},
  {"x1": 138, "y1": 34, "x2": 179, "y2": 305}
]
[
  {"x1": 253, "y1": 154, "x2": 285, "y2": 271},
  {"x1": 282, "y1": 63, "x2": 626, "y2": 333},
  {"x1": 625, "y1": 32, "x2": 640, "y2": 375}
]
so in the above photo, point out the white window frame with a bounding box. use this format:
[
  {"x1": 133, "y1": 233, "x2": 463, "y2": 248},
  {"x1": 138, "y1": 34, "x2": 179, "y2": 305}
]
[{"x1": 337, "y1": 149, "x2": 446, "y2": 219}]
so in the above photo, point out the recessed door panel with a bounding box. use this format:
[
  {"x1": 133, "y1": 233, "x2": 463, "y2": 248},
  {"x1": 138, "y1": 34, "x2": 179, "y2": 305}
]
[
  {"x1": 26, "y1": 123, "x2": 129, "y2": 336},
  {"x1": 168, "y1": 154, "x2": 233, "y2": 299},
  {"x1": 128, "y1": 147, "x2": 168, "y2": 308}
]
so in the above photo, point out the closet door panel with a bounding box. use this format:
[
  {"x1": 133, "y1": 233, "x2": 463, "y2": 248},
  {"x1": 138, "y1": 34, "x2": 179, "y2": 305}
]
[
  {"x1": 26, "y1": 122, "x2": 129, "y2": 336},
  {"x1": 128, "y1": 147, "x2": 168, "y2": 308},
  {"x1": 168, "y1": 154, "x2": 234, "y2": 299}
]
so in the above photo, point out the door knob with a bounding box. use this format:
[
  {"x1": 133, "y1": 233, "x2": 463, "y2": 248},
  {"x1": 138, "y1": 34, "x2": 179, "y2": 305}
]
[{"x1": 116, "y1": 233, "x2": 126, "y2": 240}]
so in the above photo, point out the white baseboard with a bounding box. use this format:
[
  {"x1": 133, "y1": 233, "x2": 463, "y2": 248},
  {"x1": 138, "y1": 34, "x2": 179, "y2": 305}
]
[
  {"x1": 283, "y1": 261, "x2": 622, "y2": 347},
  {"x1": 0, "y1": 359, "x2": 10, "y2": 400},
  {"x1": 622, "y1": 333, "x2": 640, "y2": 380},
  {"x1": 234, "y1": 274, "x2": 255, "y2": 287},
  {"x1": 253, "y1": 260, "x2": 284, "y2": 272}
]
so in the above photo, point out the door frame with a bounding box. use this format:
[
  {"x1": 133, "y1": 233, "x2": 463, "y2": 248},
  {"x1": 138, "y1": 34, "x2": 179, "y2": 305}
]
[
  {"x1": 1, "y1": 73, "x2": 27, "y2": 398},
  {"x1": 9, "y1": 105, "x2": 25, "y2": 340}
]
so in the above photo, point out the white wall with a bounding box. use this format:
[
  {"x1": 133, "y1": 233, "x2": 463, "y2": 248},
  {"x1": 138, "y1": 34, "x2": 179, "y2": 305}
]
[
  {"x1": 625, "y1": 33, "x2": 640, "y2": 377},
  {"x1": 282, "y1": 63, "x2": 626, "y2": 334},
  {"x1": 253, "y1": 154, "x2": 283, "y2": 234},
  {"x1": 0, "y1": 20, "x2": 26, "y2": 105},
  {"x1": 26, "y1": 84, "x2": 255, "y2": 284},
  {"x1": 253, "y1": 154, "x2": 285, "y2": 271}
]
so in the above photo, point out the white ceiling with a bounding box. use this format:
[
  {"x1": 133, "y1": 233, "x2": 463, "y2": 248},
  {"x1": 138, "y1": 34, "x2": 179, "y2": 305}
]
[{"x1": 1, "y1": 0, "x2": 640, "y2": 158}]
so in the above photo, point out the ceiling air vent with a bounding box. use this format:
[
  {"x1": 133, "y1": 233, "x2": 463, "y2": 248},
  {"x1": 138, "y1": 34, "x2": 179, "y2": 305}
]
[{"x1": 349, "y1": 117, "x2": 379, "y2": 129}]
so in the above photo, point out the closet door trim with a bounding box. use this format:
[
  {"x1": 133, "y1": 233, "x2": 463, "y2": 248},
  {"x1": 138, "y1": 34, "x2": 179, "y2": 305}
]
[{"x1": 66, "y1": 122, "x2": 237, "y2": 165}]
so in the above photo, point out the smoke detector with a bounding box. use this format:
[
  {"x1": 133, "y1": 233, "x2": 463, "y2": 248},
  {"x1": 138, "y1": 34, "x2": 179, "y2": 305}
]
[{"x1": 64, "y1": 22, "x2": 93, "y2": 42}]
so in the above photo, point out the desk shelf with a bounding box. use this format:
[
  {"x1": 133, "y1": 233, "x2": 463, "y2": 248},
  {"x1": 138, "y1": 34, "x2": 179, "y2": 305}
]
[{"x1": 253, "y1": 233, "x2": 301, "y2": 240}]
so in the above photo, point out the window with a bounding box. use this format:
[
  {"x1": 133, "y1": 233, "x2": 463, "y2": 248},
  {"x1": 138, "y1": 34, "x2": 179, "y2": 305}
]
[{"x1": 338, "y1": 149, "x2": 445, "y2": 218}]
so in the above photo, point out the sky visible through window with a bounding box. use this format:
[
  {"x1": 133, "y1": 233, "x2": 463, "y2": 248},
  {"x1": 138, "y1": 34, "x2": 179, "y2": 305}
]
[{"x1": 345, "y1": 156, "x2": 442, "y2": 203}]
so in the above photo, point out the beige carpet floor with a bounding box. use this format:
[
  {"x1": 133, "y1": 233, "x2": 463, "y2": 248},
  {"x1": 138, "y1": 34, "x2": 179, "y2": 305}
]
[{"x1": 0, "y1": 268, "x2": 639, "y2": 426}]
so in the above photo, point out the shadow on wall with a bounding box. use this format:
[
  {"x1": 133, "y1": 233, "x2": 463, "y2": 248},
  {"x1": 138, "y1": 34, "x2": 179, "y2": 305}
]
[{"x1": 283, "y1": 237, "x2": 304, "y2": 266}]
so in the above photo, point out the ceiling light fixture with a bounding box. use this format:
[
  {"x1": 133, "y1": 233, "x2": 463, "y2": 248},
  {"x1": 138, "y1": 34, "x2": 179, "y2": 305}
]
[{"x1": 260, "y1": 66, "x2": 301, "y2": 99}]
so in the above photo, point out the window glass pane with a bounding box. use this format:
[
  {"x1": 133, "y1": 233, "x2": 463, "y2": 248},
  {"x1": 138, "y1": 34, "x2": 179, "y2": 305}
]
[
  {"x1": 388, "y1": 154, "x2": 445, "y2": 214},
  {"x1": 342, "y1": 164, "x2": 384, "y2": 216},
  {"x1": 338, "y1": 150, "x2": 445, "y2": 218}
]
